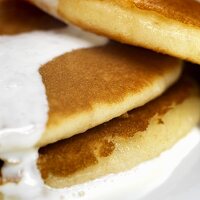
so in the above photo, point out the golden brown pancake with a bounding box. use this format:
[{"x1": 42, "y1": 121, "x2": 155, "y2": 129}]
[
  {"x1": 0, "y1": 0, "x2": 64, "y2": 35},
  {"x1": 37, "y1": 42, "x2": 182, "y2": 147},
  {"x1": 37, "y1": 77, "x2": 200, "y2": 188},
  {"x1": 27, "y1": 0, "x2": 200, "y2": 64}
]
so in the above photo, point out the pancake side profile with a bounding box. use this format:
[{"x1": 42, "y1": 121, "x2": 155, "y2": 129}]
[
  {"x1": 28, "y1": 0, "x2": 200, "y2": 65},
  {"x1": 37, "y1": 77, "x2": 200, "y2": 188},
  {"x1": 38, "y1": 42, "x2": 182, "y2": 147}
]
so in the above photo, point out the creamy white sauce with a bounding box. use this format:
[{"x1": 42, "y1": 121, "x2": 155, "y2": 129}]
[
  {"x1": 0, "y1": 25, "x2": 108, "y2": 153},
  {"x1": 0, "y1": 127, "x2": 199, "y2": 200}
]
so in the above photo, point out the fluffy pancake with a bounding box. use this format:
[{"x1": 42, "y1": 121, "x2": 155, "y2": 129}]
[
  {"x1": 38, "y1": 42, "x2": 182, "y2": 147},
  {"x1": 0, "y1": 0, "x2": 64, "y2": 35},
  {"x1": 37, "y1": 77, "x2": 200, "y2": 188},
  {"x1": 28, "y1": 0, "x2": 200, "y2": 64},
  {"x1": 0, "y1": 0, "x2": 182, "y2": 150}
]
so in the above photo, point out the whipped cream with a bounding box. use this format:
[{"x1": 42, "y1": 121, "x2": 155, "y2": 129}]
[
  {"x1": 0, "y1": 127, "x2": 199, "y2": 200},
  {"x1": 0, "y1": 25, "x2": 108, "y2": 153}
]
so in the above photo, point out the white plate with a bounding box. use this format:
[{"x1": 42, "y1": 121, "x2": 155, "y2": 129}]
[{"x1": 141, "y1": 141, "x2": 200, "y2": 200}]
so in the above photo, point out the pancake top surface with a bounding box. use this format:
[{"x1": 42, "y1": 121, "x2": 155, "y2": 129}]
[
  {"x1": 114, "y1": 0, "x2": 200, "y2": 27},
  {"x1": 39, "y1": 42, "x2": 179, "y2": 129},
  {"x1": 38, "y1": 77, "x2": 195, "y2": 179},
  {"x1": 0, "y1": 0, "x2": 64, "y2": 35}
]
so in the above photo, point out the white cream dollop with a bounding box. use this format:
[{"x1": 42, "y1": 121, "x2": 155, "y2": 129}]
[{"x1": 0, "y1": 26, "x2": 108, "y2": 153}]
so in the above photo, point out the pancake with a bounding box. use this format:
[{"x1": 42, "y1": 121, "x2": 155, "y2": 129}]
[
  {"x1": 37, "y1": 77, "x2": 200, "y2": 188},
  {"x1": 28, "y1": 0, "x2": 200, "y2": 65},
  {"x1": 38, "y1": 42, "x2": 182, "y2": 147},
  {"x1": 0, "y1": 0, "x2": 196, "y2": 197},
  {"x1": 0, "y1": 0, "x2": 182, "y2": 150},
  {"x1": 0, "y1": 1, "x2": 199, "y2": 199},
  {"x1": 0, "y1": 0, "x2": 64, "y2": 35}
]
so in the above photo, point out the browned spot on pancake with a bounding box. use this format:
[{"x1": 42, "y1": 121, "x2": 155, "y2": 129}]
[
  {"x1": 38, "y1": 137, "x2": 98, "y2": 179},
  {"x1": 132, "y1": 0, "x2": 200, "y2": 27},
  {"x1": 40, "y1": 42, "x2": 178, "y2": 128},
  {"x1": 106, "y1": 0, "x2": 200, "y2": 27},
  {"x1": 0, "y1": 0, "x2": 64, "y2": 35},
  {"x1": 61, "y1": 0, "x2": 200, "y2": 28},
  {"x1": 99, "y1": 140, "x2": 115, "y2": 157},
  {"x1": 38, "y1": 77, "x2": 193, "y2": 179},
  {"x1": 157, "y1": 118, "x2": 164, "y2": 124}
]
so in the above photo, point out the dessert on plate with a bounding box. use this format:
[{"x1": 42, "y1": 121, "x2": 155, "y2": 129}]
[{"x1": 0, "y1": 0, "x2": 200, "y2": 200}]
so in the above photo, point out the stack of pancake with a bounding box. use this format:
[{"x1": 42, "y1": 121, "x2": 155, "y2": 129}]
[{"x1": 0, "y1": 0, "x2": 200, "y2": 199}]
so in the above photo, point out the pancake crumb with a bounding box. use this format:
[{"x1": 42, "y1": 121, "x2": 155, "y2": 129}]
[
  {"x1": 78, "y1": 191, "x2": 85, "y2": 197},
  {"x1": 120, "y1": 113, "x2": 129, "y2": 119}
]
